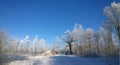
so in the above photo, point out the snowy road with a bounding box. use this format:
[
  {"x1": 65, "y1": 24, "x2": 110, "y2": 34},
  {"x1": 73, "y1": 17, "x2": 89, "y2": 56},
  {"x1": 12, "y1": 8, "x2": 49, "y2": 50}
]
[{"x1": 6, "y1": 55, "x2": 107, "y2": 65}]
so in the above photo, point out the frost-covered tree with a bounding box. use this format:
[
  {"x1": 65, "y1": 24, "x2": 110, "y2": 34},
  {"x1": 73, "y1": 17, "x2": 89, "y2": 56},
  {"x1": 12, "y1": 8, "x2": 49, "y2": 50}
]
[
  {"x1": 62, "y1": 30, "x2": 73, "y2": 54},
  {"x1": 33, "y1": 35, "x2": 39, "y2": 54},
  {"x1": 24, "y1": 35, "x2": 30, "y2": 53},
  {"x1": 104, "y1": 1, "x2": 120, "y2": 43},
  {"x1": 72, "y1": 23, "x2": 84, "y2": 55},
  {"x1": 4, "y1": 39, "x2": 19, "y2": 55},
  {"x1": 84, "y1": 28, "x2": 94, "y2": 56},
  {"x1": 104, "y1": 1, "x2": 120, "y2": 56},
  {"x1": 53, "y1": 37, "x2": 61, "y2": 53},
  {"x1": 19, "y1": 35, "x2": 30, "y2": 54},
  {"x1": 0, "y1": 29, "x2": 9, "y2": 57},
  {"x1": 39, "y1": 39, "x2": 46, "y2": 53},
  {"x1": 93, "y1": 32, "x2": 100, "y2": 56},
  {"x1": 20, "y1": 40, "x2": 25, "y2": 54},
  {"x1": 12, "y1": 39, "x2": 19, "y2": 53},
  {"x1": 98, "y1": 27, "x2": 117, "y2": 56},
  {"x1": 72, "y1": 24, "x2": 80, "y2": 42}
]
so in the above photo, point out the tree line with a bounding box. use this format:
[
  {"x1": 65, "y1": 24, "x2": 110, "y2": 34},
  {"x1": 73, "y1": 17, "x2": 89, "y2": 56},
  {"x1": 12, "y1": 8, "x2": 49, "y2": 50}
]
[{"x1": 62, "y1": 1, "x2": 120, "y2": 57}]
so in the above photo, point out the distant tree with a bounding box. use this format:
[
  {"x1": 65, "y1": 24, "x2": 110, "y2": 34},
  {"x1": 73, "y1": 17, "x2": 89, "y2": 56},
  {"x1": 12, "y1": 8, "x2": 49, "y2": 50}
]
[
  {"x1": 20, "y1": 40, "x2": 25, "y2": 54},
  {"x1": 72, "y1": 23, "x2": 84, "y2": 55},
  {"x1": 39, "y1": 39, "x2": 46, "y2": 53},
  {"x1": 24, "y1": 35, "x2": 30, "y2": 53},
  {"x1": 62, "y1": 30, "x2": 73, "y2": 55},
  {"x1": 33, "y1": 35, "x2": 39, "y2": 54},
  {"x1": 53, "y1": 37, "x2": 61, "y2": 53},
  {"x1": 84, "y1": 28, "x2": 94, "y2": 56},
  {"x1": 0, "y1": 29, "x2": 9, "y2": 57},
  {"x1": 13, "y1": 39, "x2": 19, "y2": 53},
  {"x1": 93, "y1": 32, "x2": 100, "y2": 56}
]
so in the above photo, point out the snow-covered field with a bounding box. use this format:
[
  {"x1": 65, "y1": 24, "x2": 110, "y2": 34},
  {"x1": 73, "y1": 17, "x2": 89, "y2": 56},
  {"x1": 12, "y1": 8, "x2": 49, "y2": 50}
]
[{"x1": 1, "y1": 55, "x2": 110, "y2": 65}]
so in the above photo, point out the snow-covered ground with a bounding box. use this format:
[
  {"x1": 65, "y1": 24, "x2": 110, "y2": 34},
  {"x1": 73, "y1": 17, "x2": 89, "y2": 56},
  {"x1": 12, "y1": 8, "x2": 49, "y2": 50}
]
[{"x1": 1, "y1": 55, "x2": 110, "y2": 65}]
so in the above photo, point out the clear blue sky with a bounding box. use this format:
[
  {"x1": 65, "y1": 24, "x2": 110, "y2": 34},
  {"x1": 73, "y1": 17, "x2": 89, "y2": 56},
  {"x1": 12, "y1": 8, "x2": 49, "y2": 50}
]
[{"x1": 0, "y1": 0, "x2": 119, "y2": 46}]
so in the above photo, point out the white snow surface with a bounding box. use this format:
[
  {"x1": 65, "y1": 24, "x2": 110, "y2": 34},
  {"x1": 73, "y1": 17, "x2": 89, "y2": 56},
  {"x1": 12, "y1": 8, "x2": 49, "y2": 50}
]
[{"x1": 4, "y1": 55, "x2": 107, "y2": 65}]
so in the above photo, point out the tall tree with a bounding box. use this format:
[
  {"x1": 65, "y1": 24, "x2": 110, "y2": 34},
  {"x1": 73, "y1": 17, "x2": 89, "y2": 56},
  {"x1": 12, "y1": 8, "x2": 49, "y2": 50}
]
[
  {"x1": 104, "y1": 1, "x2": 120, "y2": 44},
  {"x1": 99, "y1": 27, "x2": 117, "y2": 56},
  {"x1": 94, "y1": 32, "x2": 100, "y2": 56},
  {"x1": 84, "y1": 28, "x2": 94, "y2": 56},
  {"x1": 72, "y1": 23, "x2": 84, "y2": 55},
  {"x1": 103, "y1": 22, "x2": 117, "y2": 56}
]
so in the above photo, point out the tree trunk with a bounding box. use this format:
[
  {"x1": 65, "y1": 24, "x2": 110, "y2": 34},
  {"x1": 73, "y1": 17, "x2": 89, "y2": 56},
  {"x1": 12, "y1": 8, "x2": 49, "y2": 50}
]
[
  {"x1": 88, "y1": 40, "x2": 91, "y2": 55},
  {"x1": 97, "y1": 44, "x2": 100, "y2": 56},
  {"x1": 69, "y1": 43, "x2": 73, "y2": 55},
  {"x1": 118, "y1": 30, "x2": 120, "y2": 43}
]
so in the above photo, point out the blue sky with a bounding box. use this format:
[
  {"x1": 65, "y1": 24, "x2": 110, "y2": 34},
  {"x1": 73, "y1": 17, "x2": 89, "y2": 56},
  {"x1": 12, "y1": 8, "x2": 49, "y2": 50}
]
[{"x1": 0, "y1": 0, "x2": 119, "y2": 46}]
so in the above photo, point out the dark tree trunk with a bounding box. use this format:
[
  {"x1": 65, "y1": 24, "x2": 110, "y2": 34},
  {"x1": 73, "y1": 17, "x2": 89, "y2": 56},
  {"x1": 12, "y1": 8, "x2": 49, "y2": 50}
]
[
  {"x1": 118, "y1": 30, "x2": 120, "y2": 43},
  {"x1": 68, "y1": 43, "x2": 73, "y2": 55},
  {"x1": 97, "y1": 43, "x2": 100, "y2": 56},
  {"x1": 117, "y1": 27, "x2": 120, "y2": 56}
]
